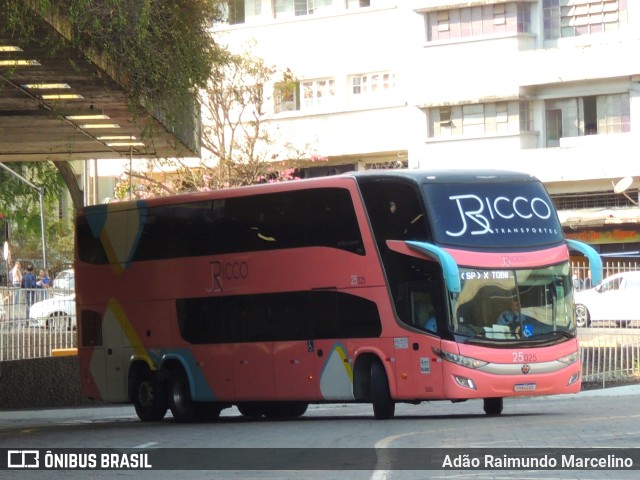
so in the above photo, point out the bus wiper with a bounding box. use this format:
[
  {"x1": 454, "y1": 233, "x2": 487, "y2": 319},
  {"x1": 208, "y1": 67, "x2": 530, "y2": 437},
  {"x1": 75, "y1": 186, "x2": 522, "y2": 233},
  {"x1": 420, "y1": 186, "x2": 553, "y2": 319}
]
[{"x1": 555, "y1": 330, "x2": 575, "y2": 339}]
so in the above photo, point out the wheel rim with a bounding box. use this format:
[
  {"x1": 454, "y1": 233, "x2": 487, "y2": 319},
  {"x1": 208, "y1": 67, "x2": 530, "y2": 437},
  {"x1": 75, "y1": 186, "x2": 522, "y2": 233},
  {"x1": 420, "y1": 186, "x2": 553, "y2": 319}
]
[
  {"x1": 138, "y1": 381, "x2": 155, "y2": 407},
  {"x1": 575, "y1": 305, "x2": 588, "y2": 327}
]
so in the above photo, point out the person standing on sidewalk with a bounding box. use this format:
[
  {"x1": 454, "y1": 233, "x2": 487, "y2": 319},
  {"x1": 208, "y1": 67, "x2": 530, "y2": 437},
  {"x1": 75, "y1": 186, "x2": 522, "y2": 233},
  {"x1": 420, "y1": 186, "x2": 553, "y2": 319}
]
[
  {"x1": 10, "y1": 260, "x2": 22, "y2": 306},
  {"x1": 21, "y1": 264, "x2": 37, "y2": 318}
]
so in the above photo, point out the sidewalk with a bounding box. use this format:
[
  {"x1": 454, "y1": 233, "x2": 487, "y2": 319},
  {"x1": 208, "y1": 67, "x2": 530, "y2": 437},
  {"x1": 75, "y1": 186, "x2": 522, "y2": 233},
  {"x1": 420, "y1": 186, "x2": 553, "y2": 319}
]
[{"x1": 577, "y1": 383, "x2": 640, "y2": 397}]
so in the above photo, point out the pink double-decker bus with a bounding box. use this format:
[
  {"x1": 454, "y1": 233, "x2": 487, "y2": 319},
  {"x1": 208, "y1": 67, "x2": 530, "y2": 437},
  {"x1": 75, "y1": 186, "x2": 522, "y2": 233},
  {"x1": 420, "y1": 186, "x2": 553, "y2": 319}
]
[{"x1": 75, "y1": 169, "x2": 602, "y2": 421}]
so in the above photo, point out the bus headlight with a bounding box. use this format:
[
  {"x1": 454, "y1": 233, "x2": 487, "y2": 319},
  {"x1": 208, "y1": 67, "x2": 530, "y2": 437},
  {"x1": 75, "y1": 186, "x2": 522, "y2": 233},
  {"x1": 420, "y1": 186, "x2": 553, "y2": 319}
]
[
  {"x1": 432, "y1": 348, "x2": 488, "y2": 369},
  {"x1": 558, "y1": 351, "x2": 580, "y2": 365},
  {"x1": 567, "y1": 372, "x2": 580, "y2": 386},
  {"x1": 454, "y1": 376, "x2": 477, "y2": 390}
]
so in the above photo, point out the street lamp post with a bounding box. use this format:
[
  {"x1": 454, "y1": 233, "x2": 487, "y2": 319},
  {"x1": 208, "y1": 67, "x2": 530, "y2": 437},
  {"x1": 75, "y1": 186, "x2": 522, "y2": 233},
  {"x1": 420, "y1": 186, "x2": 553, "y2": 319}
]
[{"x1": 0, "y1": 163, "x2": 47, "y2": 269}]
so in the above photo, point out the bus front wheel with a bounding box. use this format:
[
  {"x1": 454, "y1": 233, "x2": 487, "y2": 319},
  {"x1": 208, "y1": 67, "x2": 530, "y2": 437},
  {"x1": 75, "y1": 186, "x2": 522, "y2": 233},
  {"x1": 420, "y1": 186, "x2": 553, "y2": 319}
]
[
  {"x1": 132, "y1": 371, "x2": 167, "y2": 422},
  {"x1": 168, "y1": 368, "x2": 198, "y2": 423},
  {"x1": 483, "y1": 397, "x2": 503, "y2": 416},
  {"x1": 371, "y1": 360, "x2": 395, "y2": 420}
]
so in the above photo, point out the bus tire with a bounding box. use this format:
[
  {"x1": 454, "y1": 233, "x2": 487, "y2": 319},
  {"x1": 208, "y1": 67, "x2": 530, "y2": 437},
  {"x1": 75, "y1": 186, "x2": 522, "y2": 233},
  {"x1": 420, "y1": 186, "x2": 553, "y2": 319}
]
[
  {"x1": 371, "y1": 360, "x2": 395, "y2": 420},
  {"x1": 263, "y1": 402, "x2": 308, "y2": 419},
  {"x1": 132, "y1": 371, "x2": 167, "y2": 422},
  {"x1": 483, "y1": 397, "x2": 503, "y2": 416},
  {"x1": 237, "y1": 402, "x2": 265, "y2": 418},
  {"x1": 168, "y1": 368, "x2": 198, "y2": 423}
]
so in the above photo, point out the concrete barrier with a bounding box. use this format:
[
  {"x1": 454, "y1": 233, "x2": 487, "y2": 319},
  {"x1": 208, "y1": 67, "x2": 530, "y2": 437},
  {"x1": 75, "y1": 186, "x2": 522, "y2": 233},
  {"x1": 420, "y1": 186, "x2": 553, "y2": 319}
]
[{"x1": 0, "y1": 356, "x2": 99, "y2": 410}]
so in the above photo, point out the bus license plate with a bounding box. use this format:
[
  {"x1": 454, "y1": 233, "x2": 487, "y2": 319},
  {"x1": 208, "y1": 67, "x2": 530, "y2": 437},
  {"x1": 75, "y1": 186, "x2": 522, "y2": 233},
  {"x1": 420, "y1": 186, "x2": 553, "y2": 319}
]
[{"x1": 514, "y1": 383, "x2": 536, "y2": 392}]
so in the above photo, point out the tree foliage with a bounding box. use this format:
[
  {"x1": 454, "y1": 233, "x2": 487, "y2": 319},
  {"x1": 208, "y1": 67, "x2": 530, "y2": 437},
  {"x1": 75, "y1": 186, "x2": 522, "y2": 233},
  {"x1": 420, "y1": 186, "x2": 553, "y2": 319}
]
[
  {"x1": 0, "y1": 162, "x2": 71, "y2": 267},
  {"x1": 0, "y1": 0, "x2": 226, "y2": 112},
  {"x1": 112, "y1": 50, "x2": 327, "y2": 201}
]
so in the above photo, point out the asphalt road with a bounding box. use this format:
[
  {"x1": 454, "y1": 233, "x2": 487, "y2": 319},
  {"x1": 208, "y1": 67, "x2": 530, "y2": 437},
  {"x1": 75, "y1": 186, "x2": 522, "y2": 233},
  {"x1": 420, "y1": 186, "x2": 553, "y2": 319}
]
[{"x1": 1, "y1": 385, "x2": 639, "y2": 480}]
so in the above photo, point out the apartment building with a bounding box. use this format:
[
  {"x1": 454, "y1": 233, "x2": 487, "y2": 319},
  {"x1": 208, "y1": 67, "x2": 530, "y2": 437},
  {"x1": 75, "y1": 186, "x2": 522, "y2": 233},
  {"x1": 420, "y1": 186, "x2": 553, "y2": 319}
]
[{"x1": 214, "y1": 0, "x2": 640, "y2": 258}]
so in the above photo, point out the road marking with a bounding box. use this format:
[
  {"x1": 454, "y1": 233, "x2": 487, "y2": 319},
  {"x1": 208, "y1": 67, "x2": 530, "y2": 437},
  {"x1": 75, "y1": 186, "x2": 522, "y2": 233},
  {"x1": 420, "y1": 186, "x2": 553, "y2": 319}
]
[
  {"x1": 370, "y1": 431, "x2": 430, "y2": 480},
  {"x1": 134, "y1": 442, "x2": 158, "y2": 449}
]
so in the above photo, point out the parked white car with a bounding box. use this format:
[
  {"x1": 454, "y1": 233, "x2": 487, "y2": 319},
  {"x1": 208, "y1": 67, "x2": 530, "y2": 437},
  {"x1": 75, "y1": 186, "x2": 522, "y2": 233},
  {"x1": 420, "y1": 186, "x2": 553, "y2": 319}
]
[
  {"x1": 52, "y1": 268, "x2": 75, "y2": 293},
  {"x1": 29, "y1": 293, "x2": 76, "y2": 330},
  {"x1": 574, "y1": 271, "x2": 640, "y2": 327}
]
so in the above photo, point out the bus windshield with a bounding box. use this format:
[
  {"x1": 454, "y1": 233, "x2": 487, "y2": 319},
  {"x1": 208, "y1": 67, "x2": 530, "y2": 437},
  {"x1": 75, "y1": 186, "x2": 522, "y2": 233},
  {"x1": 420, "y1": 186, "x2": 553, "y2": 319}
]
[{"x1": 451, "y1": 262, "x2": 574, "y2": 340}]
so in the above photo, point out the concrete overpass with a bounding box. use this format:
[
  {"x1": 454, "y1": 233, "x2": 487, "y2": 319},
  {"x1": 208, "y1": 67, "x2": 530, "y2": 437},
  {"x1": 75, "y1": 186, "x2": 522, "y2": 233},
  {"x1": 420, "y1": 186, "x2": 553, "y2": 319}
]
[{"x1": 1, "y1": 10, "x2": 200, "y2": 164}]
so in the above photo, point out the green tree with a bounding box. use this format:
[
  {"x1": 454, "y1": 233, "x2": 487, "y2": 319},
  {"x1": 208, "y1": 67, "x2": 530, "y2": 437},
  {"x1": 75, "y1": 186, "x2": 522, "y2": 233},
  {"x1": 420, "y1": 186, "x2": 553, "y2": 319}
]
[
  {"x1": 0, "y1": 0, "x2": 228, "y2": 210},
  {"x1": 0, "y1": 162, "x2": 70, "y2": 267}
]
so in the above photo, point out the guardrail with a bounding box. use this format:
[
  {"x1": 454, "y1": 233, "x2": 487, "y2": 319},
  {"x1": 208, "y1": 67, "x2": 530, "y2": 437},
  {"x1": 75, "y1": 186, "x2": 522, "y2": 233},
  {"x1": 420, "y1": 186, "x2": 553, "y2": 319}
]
[{"x1": 580, "y1": 324, "x2": 640, "y2": 385}]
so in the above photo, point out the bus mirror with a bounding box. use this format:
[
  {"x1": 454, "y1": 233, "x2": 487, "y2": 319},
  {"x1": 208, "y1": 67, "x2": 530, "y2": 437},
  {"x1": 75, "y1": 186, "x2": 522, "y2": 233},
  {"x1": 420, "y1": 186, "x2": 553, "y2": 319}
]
[
  {"x1": 565, "y1": 239, "x2": 603, "y2": 286},
  {"x1": 405, "y1": 241, "x2": 461, "y2": 293}
]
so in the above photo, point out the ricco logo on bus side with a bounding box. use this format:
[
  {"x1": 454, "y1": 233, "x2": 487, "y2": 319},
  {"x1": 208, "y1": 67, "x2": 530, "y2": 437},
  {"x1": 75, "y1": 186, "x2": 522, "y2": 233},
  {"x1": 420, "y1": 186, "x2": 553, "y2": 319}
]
[{"x1": 207, "y1": 260, "x2": 249, "y2": 292}]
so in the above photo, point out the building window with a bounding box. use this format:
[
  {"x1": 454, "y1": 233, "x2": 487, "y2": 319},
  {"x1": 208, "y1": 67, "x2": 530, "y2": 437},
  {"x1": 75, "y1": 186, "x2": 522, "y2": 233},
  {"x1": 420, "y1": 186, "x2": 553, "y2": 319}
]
[
  {"x1": 426, "y1": 3, "x2": 532, "y2": 42},
  {"x1": 517, "y1": 2, "x2": 532, "y2": 32},
  {"x1": 350, "y1": 72, "x2": 395, "y2": 97},
  {"x1": 462, "y1": 104, "x2": 485, "y2": 135},
  {"x1": 274, "y1": 82, "x2": 300, "y2": 113},
  {"x1": 347, "y1": 0, "x2": 371, "y2": 8},
  {"x1": 543, "y1": 0, "x2": 627, "y2": 40},
  {"x1": 224, "y1": 0, "x2": 262, "y2": 25},
  {"x1": 275, "y1": 0, "x2": 333, "y2": 18},
  {"x1": 493, "y1": 4, "x2": 506, "y2": 25},
  {"x1": 545, "y1": 109, "x2": 563, "y2": 147},
  {"x1": 437, "y1": 11, "x2": 450, "y2": 32},
  {"x1": 519, "y1": 101, "x2": 533, "y2": 132},
  {"x1": 429, "y1": 101, "x2": 525, "y2": 138},
  {"x1": 599, "y1": 93, "x2": 631, "y2": 133},
  {"x1": 302, "y1": 78, "x2": 336, "y2": 109},
  {"x1": 544, "y1": 93, "x2": 630, "y2": 146}
]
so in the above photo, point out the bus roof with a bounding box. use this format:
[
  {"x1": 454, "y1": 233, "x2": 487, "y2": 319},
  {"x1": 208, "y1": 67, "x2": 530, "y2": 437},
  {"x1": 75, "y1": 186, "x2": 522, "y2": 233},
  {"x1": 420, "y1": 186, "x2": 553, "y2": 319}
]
[
  {"x1": 347, "y1": 169, "x2": 539, "y2": 185},
  {"x1": 80, "y1": 169, "x2": 540, "y2": 214}
]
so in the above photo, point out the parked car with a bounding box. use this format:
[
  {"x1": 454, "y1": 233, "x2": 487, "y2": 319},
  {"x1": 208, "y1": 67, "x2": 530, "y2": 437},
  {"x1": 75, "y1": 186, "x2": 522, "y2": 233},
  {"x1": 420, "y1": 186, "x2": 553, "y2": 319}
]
[
  {"x1": 52, "y1": 268, "x2": 74, "y2": 293},
  {"x1": 29, "y1": 293, "x2": 76, "y2": 330},
  {"x1": 574, "y1": 271, "x2": 640, "y2": 327}
]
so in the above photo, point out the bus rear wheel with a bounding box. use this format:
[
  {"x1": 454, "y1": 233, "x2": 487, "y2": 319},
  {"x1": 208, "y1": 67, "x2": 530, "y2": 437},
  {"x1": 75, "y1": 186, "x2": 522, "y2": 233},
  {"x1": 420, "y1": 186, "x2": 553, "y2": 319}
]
[
  {"x1": 132, "y1": 371, "x2": 167, "y2": 422},
  {"x1": 483, "y1": 397, "x2": 503, "y2": 416},
  {"x1": 168, "y1": 368, "x2": 199, "y2": 423},
  {"x1": 371, "y1": 360, "x2": 395, "y2": 420}
]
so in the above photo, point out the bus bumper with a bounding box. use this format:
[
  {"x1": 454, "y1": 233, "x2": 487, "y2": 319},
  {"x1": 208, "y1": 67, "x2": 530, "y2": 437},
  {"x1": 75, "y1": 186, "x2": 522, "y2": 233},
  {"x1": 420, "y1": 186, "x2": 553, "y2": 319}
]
[{"x1": 442, "y1": 363, "x2": 581, "y2": 399}]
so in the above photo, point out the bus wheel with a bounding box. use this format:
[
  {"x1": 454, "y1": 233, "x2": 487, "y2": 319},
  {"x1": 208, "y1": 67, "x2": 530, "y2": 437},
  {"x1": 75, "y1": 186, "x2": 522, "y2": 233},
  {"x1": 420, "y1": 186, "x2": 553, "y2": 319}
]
[
  {"x1": 133, "y1": 371, "x2": 167, "y2": 422},
  {"x1": 371, "y1": 360, "x2": 395, "y2": 420},
  {"x1": 168, "y1": 369, "x2": 198, "y2": 423},
  {"x1": 263, "y1": 402, "x2": 308, "y2": 419},
  {"x1": 483, "y1": 397, "x2": 503, "y2": 416},
  {"x1": 237, "y1": 402, "x2": 265, "y2": 418}
]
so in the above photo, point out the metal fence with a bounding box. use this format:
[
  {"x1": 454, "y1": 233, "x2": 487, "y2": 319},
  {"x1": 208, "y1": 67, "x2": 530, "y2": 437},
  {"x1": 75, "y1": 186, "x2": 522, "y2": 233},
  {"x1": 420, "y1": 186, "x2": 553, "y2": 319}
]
[
  {"x1": 1, "y1": 261, "x2": 640, "y2": 385},
  {"x1": 573, "y1": 260, "x2": 640, "y2": 385},
  {"x1": 0, "y1": 286, "x2": 76, "y2": 362}
]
